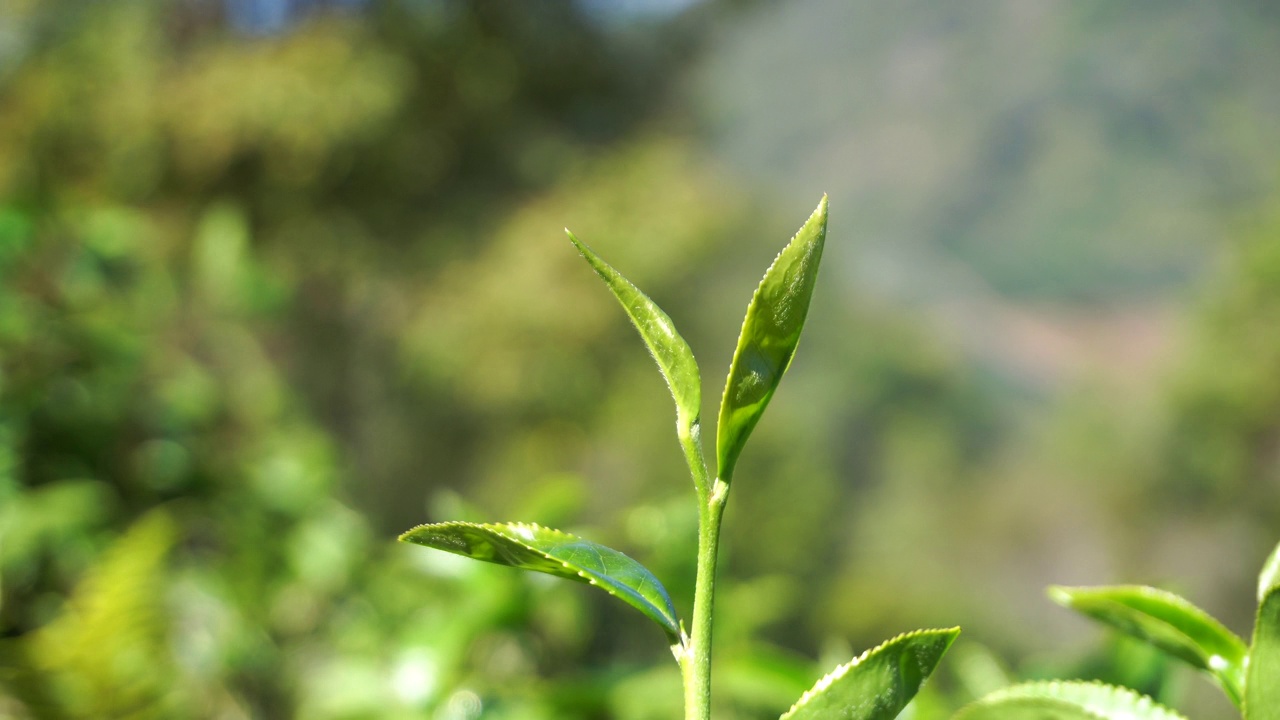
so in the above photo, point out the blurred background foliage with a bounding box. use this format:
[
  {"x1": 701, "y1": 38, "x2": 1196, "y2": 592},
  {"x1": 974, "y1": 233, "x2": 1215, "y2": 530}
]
[{"x1": 1, "y1": 0, "x2": 1279, "y2": 718}]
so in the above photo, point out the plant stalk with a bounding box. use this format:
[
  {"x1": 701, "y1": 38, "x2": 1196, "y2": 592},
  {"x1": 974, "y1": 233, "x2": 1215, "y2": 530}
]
[{"x1": 684, "y1": 478, "x2": 727, "y2": 720}]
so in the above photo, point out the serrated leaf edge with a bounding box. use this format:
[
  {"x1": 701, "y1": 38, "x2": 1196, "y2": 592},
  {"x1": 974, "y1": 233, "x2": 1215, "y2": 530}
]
[
  {"x1": 963, "y1": 680, "x2": 1189, "y2": 720},
  {"x1": 717, "y1": 194, "x2": 827, "y2": 483},
  {"x1": 399, "y1": 521, "x2": 680, "y2": 637},
  {"x1": 781, "y1": 626, "x2": 959, "y2": 719},
  {"x1": 565, "y1": 230, "x2": 710, "y2": 497},
  {"x1": 721, "y1": 196, "x2": 827, "y2": 405},
  {"x1": 565, "y1": 230, "x2": 702, "y2": 430}
]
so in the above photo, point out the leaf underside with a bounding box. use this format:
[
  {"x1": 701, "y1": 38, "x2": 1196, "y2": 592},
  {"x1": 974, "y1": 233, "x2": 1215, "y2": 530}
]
[
  {"x1": 1246, "y1": 540, "x2": 1280, "y2": 720},
  {"x1": 399, "y1": 521, "x2": 680, "y2": 639},
  {"x1": 1049, "y1": 584, "x2": 1247, "y2": 706},
  {"x1": 717, "y1": 195, "x2": 827, "y2": 485},
  {"x1": 779, "y1": 627, "x2": 959, "y2": 720},
  {"x1": 566, "y1": 231, "x2": 705, "y2": 487},
  {"x1": 955, "y1": 680, "x2": 1188, "y2": 720}
]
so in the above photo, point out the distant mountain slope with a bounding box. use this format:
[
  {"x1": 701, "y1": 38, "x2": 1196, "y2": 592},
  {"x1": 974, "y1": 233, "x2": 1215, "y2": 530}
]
[{"x1": 693, "y1": 0, "x2": 1280, "y2": 303}]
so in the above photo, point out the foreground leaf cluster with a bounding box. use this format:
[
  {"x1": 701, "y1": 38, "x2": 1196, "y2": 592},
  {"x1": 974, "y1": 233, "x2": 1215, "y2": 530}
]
[
  {"x1": 401, "y1": 198, "x2": 958, "y2": 719},
  {"x1": 962, "y1": 540, "x2": 1280, "y2": 720}
]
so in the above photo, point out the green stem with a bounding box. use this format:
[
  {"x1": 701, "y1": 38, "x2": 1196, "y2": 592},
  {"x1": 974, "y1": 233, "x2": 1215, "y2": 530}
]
[
  {"x1": 679, "y1": 421, "x2": 710, "y2": 500},
  {"x1": 684, "y1": 477, "x2": 727, "y2": 720},
  {"x1": 675, "y1": 419, "x2": 721, "y2": 720}
]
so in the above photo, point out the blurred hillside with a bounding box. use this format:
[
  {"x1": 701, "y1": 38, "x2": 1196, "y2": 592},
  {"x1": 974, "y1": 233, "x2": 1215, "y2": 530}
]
[
  {"x1": 1, "y1": 1, "x2": 1280, "y2": 718},
  {"x1": 698, "y1": 0, "x2": 1280, "y2": 299}
]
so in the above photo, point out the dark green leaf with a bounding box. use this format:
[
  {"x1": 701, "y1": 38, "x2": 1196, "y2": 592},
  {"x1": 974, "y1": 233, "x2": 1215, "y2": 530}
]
[
  {"x1": 400, "y1": 521, "x2": 680, "y2": 639},
  {"x1": 955, "y1": 681, "x2": 1187, "y2": 720},
  {"x1": 779, "y1": 627, "x2": 958, "y2": 720},
  {"x1": 717, "y1": 196, "x2": 827, "y2": 485},
  {"x1": 1049, "y1": 585, "x2": 1246, "y2": 706},
  {"x1": 1246, "y1": 540, "x2": 1280, "y2": 720},
  {"x1": 567, "y1": 231, "x2": 706, "y2": 489}
]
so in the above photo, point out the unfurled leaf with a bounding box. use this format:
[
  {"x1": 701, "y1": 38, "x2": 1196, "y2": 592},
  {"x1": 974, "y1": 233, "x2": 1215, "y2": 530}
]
[
  {"x1": 779, "y1": 627, "x2": 958, "y2": 720},
  {"x1": 1246, "y1": 540, "x2": 1280, "y2": 719},
  {"x1": 567, "y1": 231, "x2": 706, "y2": 489},
  {"x1": 400, "y1": 521, "x2": 680, "y2": 639},
  {"x1": 956, "y1": 681, "x2": 1187, "y2": 720},
  {"x1": 717, "y1": 196, "x2": 827, "y2": 485},
  {"x1": 1049, "y1": 585, "x2": 1246, "y2": 706}
]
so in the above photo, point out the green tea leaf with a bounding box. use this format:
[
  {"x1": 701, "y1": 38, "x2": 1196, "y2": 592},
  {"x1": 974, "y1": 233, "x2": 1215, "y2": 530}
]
[
  {"x1": 1258, "y1": 540, "x2": 1280, "y2": 604},
  {"x1": 717, "y1": 196, "x2": 827, "y2": 485},
  {"x1": 955, "y1": 681, "x2": 1188, "y2": 720},
  {"x1": 400, "y1": 521, "x2": 680, "y2": 639},
  {"x1": 1049, "y1": 585, "x2": 1246, "y2": 705},
  {"x1": 567, "y1": 231, "x2": 706, "y2": 489},
  {"x1": 1246, "y1": 540, "x2": 1280, "y2": 720},
  {"x1": 779, "y1": 627, "x2": 958, "y2": 720}
]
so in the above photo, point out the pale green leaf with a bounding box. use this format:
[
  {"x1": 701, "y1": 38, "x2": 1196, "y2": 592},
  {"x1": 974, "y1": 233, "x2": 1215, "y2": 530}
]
[
  {"x1": 400, "y1": 521, "x2": 680, "y2": 639},
  {"x1": 1258, "y1": 540, "x2": 1280, "y2": 604},
  {"x1": 567, "y1": 231, "x2": 706, "y2": 489},
  {"x1": 1246, "y1": 539, "x2": 1280, "y2": 720},
  {"x1": 955, "y1": 681, "x2": 1188, "y2": 720},
  {"x1": 1049, "y1": 585, "x2": 1246, "y2": 706},
  {"x1": 717, "y1": 196, "x2": 827, "y2": 485},
  {"x1": 779, "y1": 627, "x2": 958, "y2": 720}
]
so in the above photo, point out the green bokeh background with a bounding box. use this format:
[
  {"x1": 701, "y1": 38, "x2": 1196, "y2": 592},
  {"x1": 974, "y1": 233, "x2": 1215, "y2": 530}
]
[{"x1": 2, "y1": 1, "x2": 1280, "y2": 718}]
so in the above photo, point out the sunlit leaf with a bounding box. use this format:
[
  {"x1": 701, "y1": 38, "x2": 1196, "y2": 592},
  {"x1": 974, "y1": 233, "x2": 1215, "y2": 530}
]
[
  {"x1": 1246, "y1": 540, "x2": 1280, "y2": 720},
  {"x1": 956, "y1": 681, "x2": 1188, "y2": 720},
  {"x1": 717, "y1": 196, "x2": 827, "y2": 485},
  {"x1": 1258, "y1": 540, "x2": 1280, "y2": 604},
  {"x1": 567, "y1": 231, "x2": 706, "y2": 489},
  {"x1": 400, "y1": 521, "x2": 680, "y2": 639},
  {"x1": 779, "y1": 627, "x2": 958, "y2": 720},
  {"x1": 1049, "y1": 585, "x2": 1246, "y2": 706}
]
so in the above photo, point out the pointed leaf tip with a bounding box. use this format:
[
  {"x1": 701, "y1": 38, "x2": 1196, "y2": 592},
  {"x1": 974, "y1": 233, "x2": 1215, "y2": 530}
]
[
  {"x1": 567, "y1": 231, "x2": 706, "y2": 489},
  {"x1": 780, "y1": 627, "x2": 957, "y2": 720},
  {"x1": 717, "y1": 196, "x2": 827, "y2": 485},
  {"x1": 400, "y1": 521, "x2": 680, "y2": 639}
]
